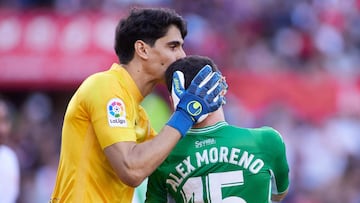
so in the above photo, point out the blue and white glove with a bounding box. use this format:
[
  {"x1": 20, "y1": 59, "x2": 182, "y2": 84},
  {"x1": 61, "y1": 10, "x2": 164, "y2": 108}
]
[{"x1": 167, "y1": 65, "x2": 227, "y2": 137}]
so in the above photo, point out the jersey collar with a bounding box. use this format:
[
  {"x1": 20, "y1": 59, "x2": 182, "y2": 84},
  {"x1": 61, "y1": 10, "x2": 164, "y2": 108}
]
[{"x1": 188, "y1": 121, "x2": 228, "y2": 134}]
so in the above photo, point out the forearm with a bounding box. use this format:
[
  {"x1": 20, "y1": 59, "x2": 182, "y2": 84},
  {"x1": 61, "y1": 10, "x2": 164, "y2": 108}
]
[
  {"x1": 130, "y1": 126, "x2": 181, "y2": 178},
  {"x1": 105, "y1": 125, "x2": 181, "y2": 187}
]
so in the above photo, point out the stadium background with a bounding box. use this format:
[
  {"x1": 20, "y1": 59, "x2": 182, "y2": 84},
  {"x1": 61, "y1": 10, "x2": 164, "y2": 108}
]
[{"x1": 1, "y1": 0, "x2": 360, "y2": 202}]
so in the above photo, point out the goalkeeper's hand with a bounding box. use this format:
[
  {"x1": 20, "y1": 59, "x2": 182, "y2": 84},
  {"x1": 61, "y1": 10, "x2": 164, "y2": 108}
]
[{"x1": 167, "y1": 65, "x2": 227, "y2": 137}]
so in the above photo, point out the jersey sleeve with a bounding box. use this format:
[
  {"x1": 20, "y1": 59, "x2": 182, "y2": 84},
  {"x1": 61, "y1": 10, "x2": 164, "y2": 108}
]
[
  {"x1": 263, "y1": 127, "x2": 290, "y2": 194},
  {"x1": 148, "y1": 127, "x2": 157, "y2": 139},
  {"x1": 145, "y1": 170, "x2": 167, "y2": 203},
  {"x1": 136, "y1": 106, "x2": 156, "y2": 142},
  {"x1": 80, "y1": 73, "x2": 137, "y2": 149}
]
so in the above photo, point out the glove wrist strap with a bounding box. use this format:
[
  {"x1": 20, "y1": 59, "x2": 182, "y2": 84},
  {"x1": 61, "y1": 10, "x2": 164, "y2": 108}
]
[{"x1": 166, "y1": 110, "x2": 194, "y2": 137}]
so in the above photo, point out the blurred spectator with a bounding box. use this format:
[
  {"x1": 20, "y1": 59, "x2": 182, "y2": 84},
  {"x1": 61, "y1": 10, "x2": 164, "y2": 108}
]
[
  {"x1": 0, "y1": 0, "x2": 54, "y2": 9},
  {"x1": 11, "y1": 92, "x2": 59, "y2": 203},
  {"x1": 30, "y1": 132, "x2": 59, "y2": 203},
  {"x1": 320, "y1": 154, "x2": 360, "y2": 203},
  {"x1": 0, "y1": 96, "x2": 20, "y2": 203}
]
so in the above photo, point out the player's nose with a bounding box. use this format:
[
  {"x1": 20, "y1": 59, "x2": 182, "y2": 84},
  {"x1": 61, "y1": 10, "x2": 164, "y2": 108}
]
[{"x1": 176, "y1": 48, "x2": 186, "y2": 59}]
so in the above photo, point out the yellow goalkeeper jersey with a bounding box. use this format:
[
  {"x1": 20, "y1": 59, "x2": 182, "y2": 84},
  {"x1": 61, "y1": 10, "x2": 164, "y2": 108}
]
[{"x1": 51, "y1": 63, "x2": 156, "y2": 203}]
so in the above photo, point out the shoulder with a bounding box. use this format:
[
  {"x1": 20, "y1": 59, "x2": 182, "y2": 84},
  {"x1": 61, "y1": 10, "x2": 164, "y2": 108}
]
[
  {"x1": 81, "y1": 69, "x2": 118, "y2": 90},
  {"x1": 221, "y1": 124, "x2": 284, "y2": 142},
  {"x1": 250, "y1": 126, "x2": 284, "y2": 145},
  {"x1": 77, "y1": 69, "x2": 128, "y2": 101},
  {"x1": 67, "y1": 70, "x2": 129, "y2": 117}
]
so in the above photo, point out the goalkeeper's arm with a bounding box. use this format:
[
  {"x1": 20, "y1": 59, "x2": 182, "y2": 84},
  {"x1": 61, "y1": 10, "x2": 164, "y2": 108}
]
[{"x1": 104, "y1": 65, "x2": 227, "y2": 187}]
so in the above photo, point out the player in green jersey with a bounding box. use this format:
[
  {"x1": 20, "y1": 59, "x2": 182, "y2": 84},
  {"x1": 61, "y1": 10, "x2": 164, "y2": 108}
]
[{"x1": 145, "y1": 55, "x2": 290, "y2": 203}]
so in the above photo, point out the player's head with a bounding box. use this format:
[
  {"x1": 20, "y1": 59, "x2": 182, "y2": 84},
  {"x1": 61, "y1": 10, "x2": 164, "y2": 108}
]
[
  {"x1": 165, "y1": 55, "x2": 221, "y2": 92},
  {"x1": 0, "y1": 96, "x2": 15, "y2": 145},
  {"x1": 114, "y1": 7, "x2": 187, "y2": 64}
]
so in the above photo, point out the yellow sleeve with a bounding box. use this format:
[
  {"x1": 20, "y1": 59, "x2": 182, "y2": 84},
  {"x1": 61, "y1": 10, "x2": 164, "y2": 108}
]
[
  {"x1": 136, "y1": 105, "x2": 157, "y2": 142},
  {"x1": 80, "y1": 72, "x2": 137, "y2": 149}
]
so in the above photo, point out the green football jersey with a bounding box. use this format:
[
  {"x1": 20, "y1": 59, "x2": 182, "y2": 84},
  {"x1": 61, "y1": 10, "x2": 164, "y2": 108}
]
[{"x1": 146, "y1": 121, "x2": 289, "y2": 203}]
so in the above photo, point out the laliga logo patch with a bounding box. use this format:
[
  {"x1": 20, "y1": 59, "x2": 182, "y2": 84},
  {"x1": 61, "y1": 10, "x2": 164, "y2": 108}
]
[
  {"x1": 107, "y1": 98, "x2": 127, "y2": 127},
  {"x1": 187, "y1": 101, "x2": 202, "y2": 116}
]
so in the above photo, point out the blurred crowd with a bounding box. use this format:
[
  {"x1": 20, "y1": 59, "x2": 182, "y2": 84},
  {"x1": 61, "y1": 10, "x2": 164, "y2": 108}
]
[
  {"x1": 2, "y1": 0, "x2": 360, "y2": 76},
  {"x1": 1, "y1": 0, "x2": 360, "y2": 203}
]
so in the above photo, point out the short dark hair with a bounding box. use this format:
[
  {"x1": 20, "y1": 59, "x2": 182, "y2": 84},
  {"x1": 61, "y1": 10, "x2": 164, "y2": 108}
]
[
  {"x1": 114, "y1": 7, "x2": 187, "y2": 64},
  {"x1": 165, "y1": 55, "x2": 220, "y2": 92}
]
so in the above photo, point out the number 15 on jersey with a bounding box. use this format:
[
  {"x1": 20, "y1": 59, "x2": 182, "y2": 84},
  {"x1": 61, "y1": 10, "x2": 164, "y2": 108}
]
[{"x1": 181, "y1": 170, "x2": 247, "y2": 203}]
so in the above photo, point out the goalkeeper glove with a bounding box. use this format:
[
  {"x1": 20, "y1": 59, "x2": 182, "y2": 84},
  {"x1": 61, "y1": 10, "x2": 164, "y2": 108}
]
[{"x1": 167, "y1": 65, "x2": 227, "y2": 137}]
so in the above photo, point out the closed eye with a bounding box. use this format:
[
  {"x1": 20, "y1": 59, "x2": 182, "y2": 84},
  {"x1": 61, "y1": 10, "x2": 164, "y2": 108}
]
[{"x1": 168, "y1": 41, "x2": 183, "y2": 50}]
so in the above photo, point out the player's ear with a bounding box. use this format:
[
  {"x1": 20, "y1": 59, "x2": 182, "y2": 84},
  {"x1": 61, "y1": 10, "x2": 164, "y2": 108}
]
[{"x1": 134, "y1": 40, "x2": 149, "y2": 59}]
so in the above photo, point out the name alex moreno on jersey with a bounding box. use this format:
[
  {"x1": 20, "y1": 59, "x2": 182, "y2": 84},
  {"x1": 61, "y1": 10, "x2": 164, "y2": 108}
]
[{"x1": 166, "y1": 146, "x2": 265, "y2": 193}]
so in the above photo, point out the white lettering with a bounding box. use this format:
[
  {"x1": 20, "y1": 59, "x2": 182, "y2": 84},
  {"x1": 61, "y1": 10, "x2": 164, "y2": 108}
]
[
  {"x1": 249, "y1": 159, "x2": 264, "y2": 173},
  {"x1": 229, "y1": 148, "x2": 240, "y2": 164},
  {"x1": 219, "y1": 147, "x2": 229, "y2": 163},
  {"x1": 183, "y1": 156, "x2": 196, "y2": 173},
  {"x1": 195, "y1": 138, "x2": 216, "y2": 148},
  {"x1": 175, "y1": 164, "x2": 188, "y2": 179},
  {"x1": 209, "y1": 147, "x2": 218, "y2": 163},
  {"x1": 238, "y1": 151, "x2": 254, "y2": 169},
  {"x1": 166, "y1": 177, "x2": 180, "y2": 192},
  {"x1": 167, "y1": 147, "x2": 265, "y2": 192},
  {"x1": 196, "y1": 150, "x2": 209, "y2": 167}
]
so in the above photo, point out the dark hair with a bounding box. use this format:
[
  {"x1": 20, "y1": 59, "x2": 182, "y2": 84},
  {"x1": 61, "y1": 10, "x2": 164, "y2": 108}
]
[
  {"x1": 114, "y1": 7, "x2": 187, "y2": 64},
  {"x1": 165, "y1": 55, "x2": 220, "y2": 92}
]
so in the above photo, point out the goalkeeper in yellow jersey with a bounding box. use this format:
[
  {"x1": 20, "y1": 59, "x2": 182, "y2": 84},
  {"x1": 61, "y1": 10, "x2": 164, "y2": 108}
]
[{"x1": 50, "y1": 7, "x2": 227, "y2": 203}]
